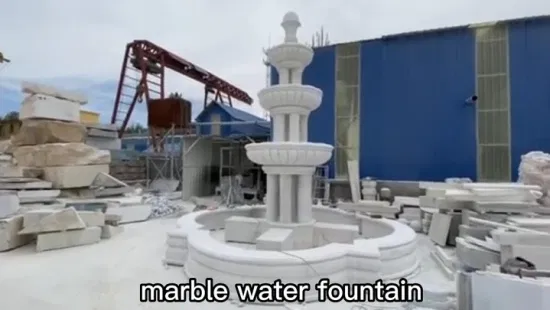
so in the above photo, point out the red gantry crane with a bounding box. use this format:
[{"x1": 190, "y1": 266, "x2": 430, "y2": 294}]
[{"x1": 111, "y1": 40, "x2": 253, "y2": 138}]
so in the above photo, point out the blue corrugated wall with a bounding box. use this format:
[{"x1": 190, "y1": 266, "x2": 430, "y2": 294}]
[
  {"x1": 270, "y1": 16, "x2": 550, "y2": 181},
  {"x1": 361, "y1": 29, "x2": 477, "y2": 181},
  {"x1": 509, "y1": 18, "x2": 550, "y2": 180}
]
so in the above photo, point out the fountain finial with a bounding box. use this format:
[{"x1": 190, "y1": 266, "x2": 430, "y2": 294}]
[{"x1": 281, "y1": 11, "x2": 301, "y2": 43}]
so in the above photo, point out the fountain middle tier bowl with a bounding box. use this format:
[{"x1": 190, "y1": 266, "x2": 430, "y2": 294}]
[
  {"x1": 267, "y1": 43, "x2": 313, "y2": 71},
  {"x1": 258, "y1": 84, "x2": 322, "y2": 114},
  {"x1": 245, "y1": 142, "x2": 333, "y2": 167}
]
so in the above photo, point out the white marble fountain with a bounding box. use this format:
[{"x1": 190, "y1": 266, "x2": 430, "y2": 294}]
[{"x1": 165, "y1": 12, "x2": 419, "y2": 302}]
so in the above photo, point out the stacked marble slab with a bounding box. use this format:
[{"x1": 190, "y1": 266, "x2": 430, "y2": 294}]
[
  {"x1": 84, "y1": 123, "x2": 121, "y2": 150},
  {"x1": 12, "y1": 82, "x2": 111, "y2": 189},
  {"x1": 422, "y1": 180, "x2": 550, "y2": 274},
  {"x1": 17, "y1": 207, "x2": 122, "y2": 252},
  {"x1": 361, "y1": 178, "x2": 377, "y2": 200},
  {"x1": 0, "y1": 141, "x2": 63, "y2": 251}
]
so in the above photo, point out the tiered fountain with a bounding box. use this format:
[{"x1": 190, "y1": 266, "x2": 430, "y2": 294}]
[{"x1": 165, "y1": 12, "x2": 419, "y2": 302}]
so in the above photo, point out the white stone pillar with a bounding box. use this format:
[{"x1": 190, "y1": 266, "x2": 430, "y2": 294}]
[
  {"x1": 279, "y1": 69, "x2": 290, "y2": 84},
  {"x1": 273, "y1": 114, "x2": 285, "y2": 141},
  {"x1": 279, "y1": 175, "x2": 292, "y2": 223},
  {"x1": 300, "y1": 114, "x2": 308, "y2": 141},
  {"x1": 289, "y1": 114, "x2": 300, "y2": 142},
  {"x1": 291, "y1": 69, "x2": 303, "y2": 84},
  {"x1": 265, "y1": 174, "x2": 278, "y2": 221},
  {"x1": 297, "y1": 175, "x2": 312, "y2": 222}
]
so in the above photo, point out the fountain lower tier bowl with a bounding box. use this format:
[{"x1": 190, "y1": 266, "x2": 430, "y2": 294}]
[
  {"x1": 165, "y1": 206, "x2": 420, "y2": 303},
  {"x1": 267, "y1": 43, "x2": 313, "y2": 72},
  {"x1": 245, "y1": 142, "x2": 333, "y2": 167},
  {"x1": 258, "y1": 84, "x2": 322, "y2": 114}
]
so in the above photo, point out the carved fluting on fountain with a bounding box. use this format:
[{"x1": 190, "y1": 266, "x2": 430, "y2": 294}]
[{"x1": 245, "y1": 12, "x2": 333, "y2": 249}]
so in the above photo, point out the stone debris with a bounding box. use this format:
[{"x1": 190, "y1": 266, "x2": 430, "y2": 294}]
[
  {"x1": 190, "y1": 196, "x2": 220, "y2": 211},
  {"x1": 146, "y1": 194, "x2": 183, "y2": 218}
]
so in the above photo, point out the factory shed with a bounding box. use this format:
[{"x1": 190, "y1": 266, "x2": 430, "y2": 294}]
[
  {"x1": 181, "y1": 103, "x2": 271, "y2": 200},
  {"x1": 194, "y1": 101, "x2": 270, "y2": 138},
  {"x1": 272, "y1": 14, "x2": 550, "y2": 183}
]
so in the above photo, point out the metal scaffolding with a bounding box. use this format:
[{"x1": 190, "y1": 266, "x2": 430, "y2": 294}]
[{"x1": 145, "y1": 125, "x2": 183, "y2": 189}]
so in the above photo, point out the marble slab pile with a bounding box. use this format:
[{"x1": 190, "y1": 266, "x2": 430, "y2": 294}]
[
  {"x1": 12, "y1": 82, "x2": 111, "y2": 189},
  {"x1": 0, "y1": 83, "x2": 151, "y2": 252},
  {"x1": 420, "y1": 180, "x2": 550, "y2": 279}
]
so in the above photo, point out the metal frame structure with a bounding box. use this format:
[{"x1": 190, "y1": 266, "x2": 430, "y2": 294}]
[
  {"x1": 110, "y1": 40, "x2": 254, "y2": 137},
  {"x1": 145, "y1": 125, "x2": 183, "y2": 188},
  {"x1": 182, "y1": 120, "x2": 270, "y2": 198}
]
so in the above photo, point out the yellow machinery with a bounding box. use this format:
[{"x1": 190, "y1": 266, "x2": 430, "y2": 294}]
[{"x1": 80, "y1": 110, "x2": 100, "y2": 124}]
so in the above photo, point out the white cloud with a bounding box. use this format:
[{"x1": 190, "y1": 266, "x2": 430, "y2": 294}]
[{"x1": 0, "y1": 0, "x2": 548, "y2": 120}]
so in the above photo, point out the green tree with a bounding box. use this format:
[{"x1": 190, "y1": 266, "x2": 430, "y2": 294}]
[
  {"x1": 168, "y1": 92, "x2": 183, "y2": 99},
  {"x1": 3, "y1": 111, "x2": 19, "y2": 120},
  {"x1": 125, "y1": 123, "x2": 147, "y2": 133}
]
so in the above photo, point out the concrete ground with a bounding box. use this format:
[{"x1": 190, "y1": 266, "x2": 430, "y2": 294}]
[{"x1": 0, "y1": 217, "x2": 451, "y2": 310}]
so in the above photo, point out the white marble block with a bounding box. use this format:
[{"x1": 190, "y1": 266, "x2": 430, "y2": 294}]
[
  {"x1": 42, "y1": 165, "x2": 109, "y2": 188},
  {"x1": 77, "y1": 211, "x2": 105, "y2": 227},
  {"x1": 0, "y1": 215, "x2": 32, "y2": 251},
  {"x1": 0, "y1": 190, "x2": 20, "y2": 218},
  {"x1": 20, "y1": 94, "x2": 80, "y2": 122},
  {"x1": 256, "y1": 228, "x2": 293, "y2": 251},
  {"x1": 101, "y1": 225, "x2": 123, "y2": 239},
  {"x1": 19, "y1": 208, "x2": 86, "y2": 234},
  {"x1": 314, "y1": 222, "x2": 359, "y2": 245},
  {"x1": 21, "y1": 81, "x2": 88, "y2": 104},
  {"x1": 224, "y1": 216, "x2": 260, "y2": 243},
  {"x1": 36, "y1": 227, "x2": 101, "y2": 252},
  {"x1": 105, "y1": 204, "x2": 151, "y2": 224}
]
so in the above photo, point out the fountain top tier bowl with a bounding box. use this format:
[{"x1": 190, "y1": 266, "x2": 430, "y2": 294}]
[
  {"x1": 245, "y1": 141, "x2": 333, "y2": 169},
  {"x1": 257, "y1": 84, "x2": 322, "y2": 115},
  {"x1": 266, "y1": 11, "x2": 314, "y2": 73}
]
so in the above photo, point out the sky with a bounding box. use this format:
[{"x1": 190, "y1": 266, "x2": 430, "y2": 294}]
[{"x1": 0, "y1": 0, "x2": 549, "y2": 124}]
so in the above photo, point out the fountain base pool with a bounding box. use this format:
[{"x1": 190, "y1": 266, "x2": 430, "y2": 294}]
[{"x1": 165, "y1": 205, "x2": 419, "y2": 302}]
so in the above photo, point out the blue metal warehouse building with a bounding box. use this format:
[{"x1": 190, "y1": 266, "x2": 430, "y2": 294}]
[{"x1": 272, "y1": 15, "x2": 550, "y2": 182}]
